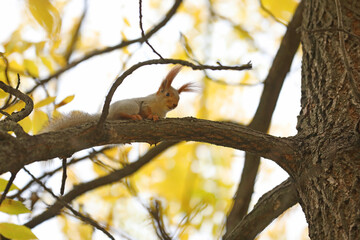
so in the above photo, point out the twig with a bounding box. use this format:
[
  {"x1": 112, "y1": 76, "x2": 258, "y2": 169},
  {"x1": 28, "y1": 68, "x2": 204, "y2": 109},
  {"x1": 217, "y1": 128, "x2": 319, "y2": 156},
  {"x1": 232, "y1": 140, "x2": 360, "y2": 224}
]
[
  {"x1": 139, "y1": 0, "x2": 163, "y2": 59},
  {"x1": 0, "y1": 53, "x2": 13, "y2": 110},
  {"x1": 0, "y1": 53, "x2": 10, "y2": 85},
  {"x1": 23, "y1": 167, "x2": 115, "y2": 240},
  {"x1": 97, "y1": 59, "x2": 252, "y2": 126},
  {"x1": 148, "y1": 199, "x2": 172, "y2": 240},
  {"x1": 60, "y1": 158, "x2": 67, "y2": 195},
  {"x1": 0, "y1": 74, "x2": 33, "y2": 123},
  {"x1": 64, "y1": 0, "x2": 88, "y2": 63},
  {"x1": 9, "y1": 147, "x2": 112, "y2": 199},
  {"x1": 334, "y1": 0, "x2": 360, "y2": 103},
  {"x1": 26, "y1": 0, "x2": 183, "y2": 94},
  {"x1": 0, "y1": 171, "x2": 18, "y2": 206},
  {"x1": 25, "y1": 141, "x2": 178, "y2": 228}
]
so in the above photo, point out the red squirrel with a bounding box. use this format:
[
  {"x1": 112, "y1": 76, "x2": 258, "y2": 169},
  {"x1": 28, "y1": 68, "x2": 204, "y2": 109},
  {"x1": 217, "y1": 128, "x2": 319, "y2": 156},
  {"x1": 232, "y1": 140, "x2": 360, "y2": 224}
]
[{"x1": 42, "y1": 65, "x2": 195, "y2": 132}]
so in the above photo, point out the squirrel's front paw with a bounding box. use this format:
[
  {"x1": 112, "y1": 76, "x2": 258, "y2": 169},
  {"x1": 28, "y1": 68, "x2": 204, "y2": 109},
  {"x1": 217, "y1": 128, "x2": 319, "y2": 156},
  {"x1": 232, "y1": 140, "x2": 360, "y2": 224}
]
[{"x1": 147, "y1": 114, "x2": 159, "y2": 121}]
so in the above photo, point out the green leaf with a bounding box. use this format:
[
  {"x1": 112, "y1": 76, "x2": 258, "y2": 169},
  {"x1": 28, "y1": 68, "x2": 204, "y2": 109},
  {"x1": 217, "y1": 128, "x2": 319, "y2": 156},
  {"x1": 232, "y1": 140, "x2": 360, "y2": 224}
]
[
  {"x1": 0, "y1": 223, "x2": 37, "y2": 240},
  {"x1": 0, "y1": 178, "x2": 19, "y2": 192},
  {"x1": 0, "y1": 199, "x2": 31, "y2": 215}
]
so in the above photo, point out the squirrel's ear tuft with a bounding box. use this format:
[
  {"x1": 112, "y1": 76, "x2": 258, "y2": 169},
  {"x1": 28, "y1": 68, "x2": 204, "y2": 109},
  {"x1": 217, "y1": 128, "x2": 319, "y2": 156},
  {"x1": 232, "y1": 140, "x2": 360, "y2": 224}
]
[
  {"x1": 178, "y1": 82, "x2": 197, "y2": 94},
  {"x1": 157, "y1": 65, "x2": 183, "y2": 93}
]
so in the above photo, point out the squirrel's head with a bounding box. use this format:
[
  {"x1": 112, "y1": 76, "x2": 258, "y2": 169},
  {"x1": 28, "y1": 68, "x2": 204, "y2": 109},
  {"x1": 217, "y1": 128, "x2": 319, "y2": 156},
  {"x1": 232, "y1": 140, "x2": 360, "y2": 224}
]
[{"x1": 157, "y1": 65, "x2": 196, "y2": 110}]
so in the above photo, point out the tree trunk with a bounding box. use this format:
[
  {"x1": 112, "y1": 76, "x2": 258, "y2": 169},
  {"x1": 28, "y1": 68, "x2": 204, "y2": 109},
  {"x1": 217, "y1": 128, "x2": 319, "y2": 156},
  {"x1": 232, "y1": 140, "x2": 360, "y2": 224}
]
[{"x1": 296, "y1": 0, "x2": 360, "y2": 239}]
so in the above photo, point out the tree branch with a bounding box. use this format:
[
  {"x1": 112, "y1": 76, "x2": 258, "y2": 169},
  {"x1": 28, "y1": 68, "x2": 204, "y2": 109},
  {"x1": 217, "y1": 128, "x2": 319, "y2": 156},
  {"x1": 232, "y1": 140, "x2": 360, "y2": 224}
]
[
  {"x1": 98, "y1": 59, "x2": 252, "y2": 126},
  {"x1": 225, "y1": 0, "x2": 304, "y2": 234},
  {"x1": 25, "y1": 141, "x2": 178, "y2": 228},
  {"x1": 0, "y1": 74, "x2": 33, "y2": 123},
  {"x1": 0, "y1": 118, "x2": 296, "y2": 175},
  {"x1": 224, "y1": 178, "x2": 298, "y2": 240},
  {"x1": 23, "y1": 167, "x2": 115, "y2": 239},
  {"x1": 26, "y1": 0, "x2": 183, "y2": 94}
]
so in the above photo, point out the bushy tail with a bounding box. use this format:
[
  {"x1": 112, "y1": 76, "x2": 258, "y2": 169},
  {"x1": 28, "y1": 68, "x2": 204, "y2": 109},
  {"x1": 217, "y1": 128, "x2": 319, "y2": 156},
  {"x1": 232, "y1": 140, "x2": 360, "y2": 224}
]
[{"x1": 40, "y1": 111, "x2": 99, "y2": 133}]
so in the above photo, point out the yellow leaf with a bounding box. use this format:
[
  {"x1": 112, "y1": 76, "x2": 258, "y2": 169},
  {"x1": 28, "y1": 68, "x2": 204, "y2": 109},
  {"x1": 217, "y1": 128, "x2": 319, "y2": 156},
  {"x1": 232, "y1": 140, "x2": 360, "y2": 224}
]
[
  {"x1": 18, "y1": 117, "x2": 32, "y2": 133},
  {"x1": 32, "y1": 110, "x2": 49, "y2": 134},
  {"x1": 0, "y1": 223, "x2": 37, "y2": 240},
  {"x1": 40, "y1": 56, "x2": 55, "y2": 73},
  {"x1": 52, "y1": 109, "x2": 62, "y2": 119},
  {"x1": 0, "y1": 89, "x2": 8, "y2": 99},
  {"x1": 51, "y1": 53, "x2": 66, "y2": 67},
  {"x1": 78, "y1": 224, "x2": 93, "y2": 240},
  {"x1": 103, "y1": 147, "x2": 119, "y2": 159},
  {"x1": 4, "y1": 101, "x2": 25, "y2": 115},
  {"x1": 9, "y1": 60, "x2": 25, "y2": 73},
  {"x1": 123, "y1": 17, "x2": 131, "y2": 27},
  {"x1": 261, "y1": 0, "x2": 298, "y2": 23},
  {"x1": 0, "y1": 199, "x2": 31, "y2": 215},
  {"x1": 0, "y1": 178, "x2": 19, "y2": 192},
  {"x1": 35, "y1": 41, "x2": 46, "y2": 55},
  {"x1": 34, "y1": 96, "x2": 56, "y2": 108},
  {"x1": 27, "y1": 0, "x2": 61, "y2": 38},
  {"x1": 24, "y1": 59, "x2": 39, "y2": 78},
  {"x1": 93, "y1": 162, "x2": 109, "y2": 177},
  {"x1": 55, "y1": 95, "x2": 75, "y2": 108},
  {"x1": 121, "y1": 31, "x2": 128, "y2": 41}
]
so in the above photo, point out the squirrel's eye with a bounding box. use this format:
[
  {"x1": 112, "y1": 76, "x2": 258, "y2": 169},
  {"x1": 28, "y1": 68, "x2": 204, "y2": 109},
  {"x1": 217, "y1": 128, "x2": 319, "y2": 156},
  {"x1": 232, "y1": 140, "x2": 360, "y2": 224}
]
[{"x1": 166, "y1": 92, "x2": 170, "y2": 97}]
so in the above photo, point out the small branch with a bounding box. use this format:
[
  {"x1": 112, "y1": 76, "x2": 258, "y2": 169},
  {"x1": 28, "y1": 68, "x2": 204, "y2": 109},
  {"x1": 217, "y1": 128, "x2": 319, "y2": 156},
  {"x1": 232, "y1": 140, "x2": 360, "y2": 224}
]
[
  {"x1": 0, "y1": 74, "x2": 33, "y2": 123},
  {"x1": 25, "y1": 141, "x2": 178, "y2": 228},
  {"x1": 98, "y1": 59, "x2": 252, "y2": 126},
  {"x1": 148, "y1": 199, "x2": 172, "y2": 240},
  {"x1": 139, "y1": 0, "x2": 163, "y2": 59},
  {"x1": 224, "y1": 178, "x2": 298, "y2": 240},
  {"x1": 26, "y1": 0, "x2": 183, "y2": 94},
  {"x1": 64, "y1": 0, "x2": 88, "y2": 63},
  {"x1": 0, "y1": 171, "x2": 18, "y2": 206},
  {"x1": 23, "y1": 167, "x2": 115, "y2": 240},
  {"x1": 0, "y1": 52, "x2": 10, "y2": 85},
  {"x1": 9, "y1": 147, "x2": 112, "y2": 199},
  {"x1": 60, "y1": 158, "x2": 67, "y2": 195}
]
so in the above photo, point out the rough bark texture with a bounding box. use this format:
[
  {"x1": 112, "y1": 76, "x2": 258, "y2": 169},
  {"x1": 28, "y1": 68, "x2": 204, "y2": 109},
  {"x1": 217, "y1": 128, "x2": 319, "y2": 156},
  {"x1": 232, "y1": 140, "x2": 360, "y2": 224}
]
[
  {"x1": 0, "y1": 118, "x2": 296, "y2": 174},
  {"x1": 295, "y1": 0, "x2": 360, "y2": 239}
]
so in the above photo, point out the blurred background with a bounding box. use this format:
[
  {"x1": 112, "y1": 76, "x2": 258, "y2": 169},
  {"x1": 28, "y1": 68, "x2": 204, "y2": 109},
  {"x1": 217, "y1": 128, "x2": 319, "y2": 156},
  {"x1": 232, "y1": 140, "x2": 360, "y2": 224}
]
[{"x1": 0, "y1": 0, "x2": 307, "y2": 239}]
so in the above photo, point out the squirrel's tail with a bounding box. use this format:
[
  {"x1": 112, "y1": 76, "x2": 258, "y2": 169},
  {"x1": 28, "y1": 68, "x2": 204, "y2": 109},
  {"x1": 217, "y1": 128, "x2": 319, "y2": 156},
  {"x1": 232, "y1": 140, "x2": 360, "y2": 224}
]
[{"x1": 40, "y1": 111, "x2": 99, "y2": 133}]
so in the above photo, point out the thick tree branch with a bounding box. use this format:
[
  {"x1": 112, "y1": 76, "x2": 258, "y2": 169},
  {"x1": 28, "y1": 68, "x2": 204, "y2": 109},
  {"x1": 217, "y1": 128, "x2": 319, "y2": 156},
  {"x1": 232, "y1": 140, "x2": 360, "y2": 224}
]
[
  {"x1": 225, "y1": 0, "x2": 304, "y2": 234},
  {"x1": 224, "y1": 178, "x2": 298, "y2": 240},
  {"x1": 0, "y1": 118, "x2": 296, "y2": 175}
]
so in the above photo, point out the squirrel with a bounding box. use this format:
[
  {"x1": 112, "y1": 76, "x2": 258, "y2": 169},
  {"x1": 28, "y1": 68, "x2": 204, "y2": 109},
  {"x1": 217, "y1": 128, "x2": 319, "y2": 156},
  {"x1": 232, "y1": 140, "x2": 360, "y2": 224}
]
[{"x1": 42, "y1": 65, "x2": 195, "y2": 132}]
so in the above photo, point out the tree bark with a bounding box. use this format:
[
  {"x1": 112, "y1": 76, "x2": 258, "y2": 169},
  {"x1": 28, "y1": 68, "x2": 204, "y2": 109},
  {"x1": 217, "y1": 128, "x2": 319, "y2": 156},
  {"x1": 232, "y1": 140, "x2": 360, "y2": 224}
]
[{"x1": 295, "y1": 0, "x2": 360, "y2": 239}]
